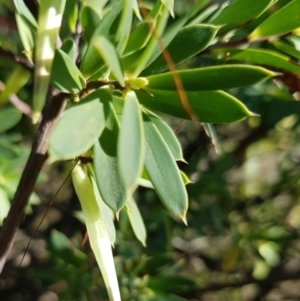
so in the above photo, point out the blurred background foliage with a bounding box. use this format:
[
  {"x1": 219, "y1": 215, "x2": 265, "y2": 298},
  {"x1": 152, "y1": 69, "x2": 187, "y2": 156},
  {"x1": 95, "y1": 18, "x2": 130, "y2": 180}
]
[{"x1": 1, "y1": 0, "x2": 300, "y2": 300}]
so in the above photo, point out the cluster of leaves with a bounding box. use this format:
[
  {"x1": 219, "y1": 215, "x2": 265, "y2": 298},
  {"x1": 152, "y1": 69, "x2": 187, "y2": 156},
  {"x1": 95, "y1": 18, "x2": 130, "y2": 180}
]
[{"x1": 1, "y1": 0, "x2": 300, "y2": 300}]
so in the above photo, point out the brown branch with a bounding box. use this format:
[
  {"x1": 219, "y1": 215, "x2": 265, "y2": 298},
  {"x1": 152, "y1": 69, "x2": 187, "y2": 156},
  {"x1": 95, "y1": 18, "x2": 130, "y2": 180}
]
[{"x1": 0, "y1": 92, "x2": 69, "y2": 273}]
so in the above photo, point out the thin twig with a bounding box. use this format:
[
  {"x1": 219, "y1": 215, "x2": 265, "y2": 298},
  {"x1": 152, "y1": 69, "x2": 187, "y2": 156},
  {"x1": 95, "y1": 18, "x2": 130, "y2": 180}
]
[
  {"x1": 0, "y1": 47, "x2": 34, "y2": 71},
  {"x1": 0, "y1": 81, "x2": 32, "y2": 116}
]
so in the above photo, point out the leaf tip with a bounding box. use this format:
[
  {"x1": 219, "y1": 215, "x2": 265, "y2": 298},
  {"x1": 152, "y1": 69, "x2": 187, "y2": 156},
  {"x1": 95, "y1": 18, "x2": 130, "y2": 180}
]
[{"x1": 182, "y1": 215, "x2": 188, "y2": 226}]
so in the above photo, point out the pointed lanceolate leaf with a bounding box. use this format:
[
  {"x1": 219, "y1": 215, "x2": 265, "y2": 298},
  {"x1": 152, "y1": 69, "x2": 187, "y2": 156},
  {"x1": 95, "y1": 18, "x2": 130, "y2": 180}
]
[
  {"x1": 80, "y1": 2, "x2": 123, "y2": 79},
  {"x1": 93, "y1": 36, "x2": 125, "y2": 86},
  {"x1": 145, "y1": 109, "x2": 184, "y2": 161},
  {"x1": 94, "y1": 104, "x2": 127, "y2": 213},
  {"x1": 249, "y1": 0, "x2": 300, "y2": 40},
  {"x1": 123, "y1": 21, "x2": 153, "y2": 56},
  {"x1": 48, "y1": 89, "x2": 111, "y2": 162},
  {"x1": 15, "y1": 13, "x2": 36, "y2": 54},
  {"x1": 214, "y1": 48, "x2": 300, "y2": 74},
  {"x1": 143, "y1": 113, "x2": 188, "y2": 220},
  {"x1": 61, "y1": 38, "x2": 76, "y2": 60},
  {"x1": 115, "y1": 0, "x2": 133, "y2": 55},
  {"x1": 50, "y1": 49, "x2": 85, "y2": 93},
  {"x1": 118, "y1": 91, "x2": 144, "y2": 190},
  {"x1": 211, "y1": 0, "x2": 273, "y2": 32},
  {"x1": 126, "y1": 197, "x2": 147, "y2": 246},
  {"x1": 146, "y1": 65, "x2": 275, "y2": 91},
  {"x1": 271, "y1": 40, "x2": 300, "y2": 60},
  {"x1": 136, "y1": 89, "x2": 254, "y2": 123},
  {"x1": 160, "y1": 0, "x2": 174, "y2": 17},
  {"x1": 142, "y1": 24, "x2": 219, "y2": 76},
  {"x1": 131, "y1": 0, "x2": 142, "y2": 20}
]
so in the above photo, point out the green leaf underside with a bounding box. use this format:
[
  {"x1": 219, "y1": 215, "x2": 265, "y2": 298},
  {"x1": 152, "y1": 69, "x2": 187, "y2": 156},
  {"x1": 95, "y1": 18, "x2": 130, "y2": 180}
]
[
  {"x1": 126, "y1": 198, "x2": 147, "y2": 246},
  {"x1": 48, "y1": 89, "x2": 110, "y2": 162},
  {"x1": 0, "y1": 108, "x2": 22, "y2": 134},
  {"x1": 13, "y1": 0, "x2": 37, "y2": 27},
  {"x1": 118, "y1": 91, "x2": 144, "y2": 190},
  {"x1": 80, "y1": 2, "x2": 123, "y2": 79},
  {"x1": 94, "y1": 104, "x2": 127, "y2": 213},
  {"x1": 143, "y1": 113, "x2": 188, "y2": 219},
  {"x1": 50, "y1": 49, "x2": 85, "y2": 93},
  {"x1": 141, "y1": 24, "x2": 219, "y2": 76},
  {"x1": 145, "y1": 109, "x2": 183, "y2": 161},
  {"x1": 136, "y1": 89, "x2": 254, "y2": 123},
  {"x1": 146, "y1": 65, "x2": 275, "y2": 91},
  {"x1": 211, "y1": 0, "x2": 273, "y2": 31},
  {"x1": 249, "y1": 0, "x2": 300, "y2": 39},
  {"x1": 123, "y1": 21, "x2": 153, "y2": 56},
  {"x1": 93, "y1": 36, "x2": 125, "y2": 86},
  {"x1": 15, "y1": 13, "x2": 36, "y2": 52},
  {"x1": 115, "y1": 0, "x2": 133, "y2": 55},
  {"x1": 214, "y1": 48, "x2": 300, "y2": 74}
]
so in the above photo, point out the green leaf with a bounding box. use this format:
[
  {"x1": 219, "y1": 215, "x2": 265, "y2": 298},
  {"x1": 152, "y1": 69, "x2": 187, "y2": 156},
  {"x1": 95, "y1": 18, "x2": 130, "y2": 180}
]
[
  {"x1": 50, "y1": 49, "x2": 85, "y2": 93},
  {"x1": 131, "y1": 0, "x2": 142, "y2": 20},
  {"x1": 249, "y1": 0, "x2": 300, "y2": 40},
  {"x1": 48, "y1": 89, "x2": 111, "y2": 162},
  {"x1": 270, "y1": 40, "x2": 300, "y2": 60},
  {"x1": 81, "y1": 6, "x2": 101, "y2": 42},
  {"x1": 136, "y1": 89, "x2": 254, "y2": 123},
  {"x1": 93, "y1": 36, "x2": 125, "y2": 86},
  {"x1": 94, "y1": 104, "x2": 127, "y2": 213},
  {"x1": 145, "y1": 109, "x2": 183, "y2": 161},
  {"x1": 0, "y1": 108, "x2": 22, "y2": 134},
  {"x1": 127, "y1": 0, "x2": 208, "y2": 75},
  {"x1": 0, "y1": 66, "x2": 31, "y2": 105},
  {"x1": 141, "y1": 24, "x2": 219, "y2": 76},
  {"x1": 15, "y1": 13, "x2": 36, "y2": 54},
  {"x1": 80, "y1": 1, "x2": 123, "y2": 79},
  {"x1": 127, "y1": 3, "x2": 169, "y2": 77},
  {"x1": 143, "y1": 113, "x2": 188, "y2": 220},
  {"x1": 60, "y1": 38, "x2": 76, "y2": 61},
  {"x1": 13, "y1": 0, "x2": 37, "y2": 27},
  {"x1": 115, "y1": 0, "x2": 133, "y2": 55},
  {"x1": 213, "y1": 48, "x2": 300, "y2": 74},
  {"x1": 211, "y1": 0, "x2": 273, "y2": 32},
  {"x1": 32, "y1": 0, "x2": 67, "y2": 123},
  {"x1": 148, "y1": 276, "x2": 196, "y2": 294},
  {"x1": 81, "y1": 0, "x2": 108, "y2": 41},
  {"x1": 145, "y1": 65, "x2": 276, "y2": 91},
  {"x1": 118, "y1": 91, "x2": 144, "y2": 190},
  {"x1": 160, "y1": 0, "x2": 174, "y2": 17},
  {"x1": 64, "y1": 0, "x2": 78, "y2": 33},
  {"x1": 123, "y1": 21, "x2": 153, "y2": 56},
  {"x1": 126, "y1": 197, "x2": 147, "y2": 246}
]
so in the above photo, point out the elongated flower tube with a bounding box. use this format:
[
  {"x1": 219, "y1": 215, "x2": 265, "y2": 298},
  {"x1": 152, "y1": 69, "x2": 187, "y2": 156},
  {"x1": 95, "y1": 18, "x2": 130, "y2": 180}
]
[{"x1": 72, "y1": 164, "x2": 121, "y2": 301}]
